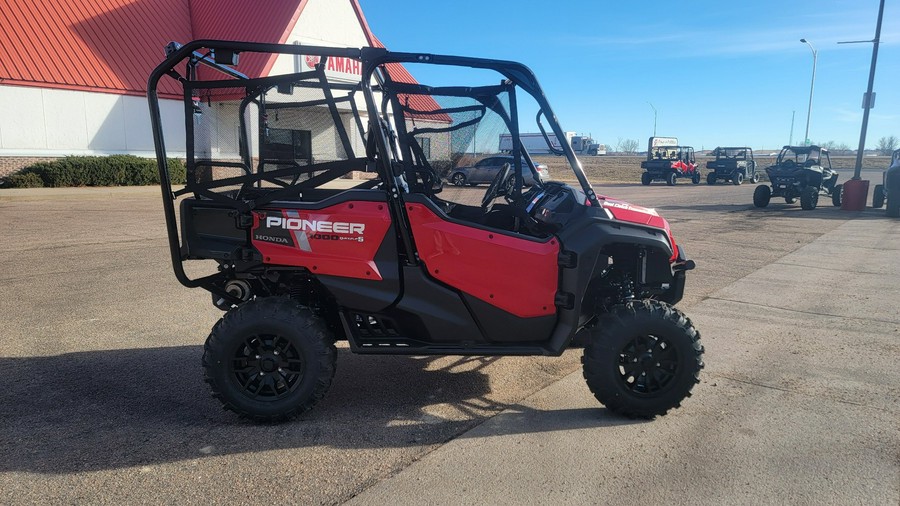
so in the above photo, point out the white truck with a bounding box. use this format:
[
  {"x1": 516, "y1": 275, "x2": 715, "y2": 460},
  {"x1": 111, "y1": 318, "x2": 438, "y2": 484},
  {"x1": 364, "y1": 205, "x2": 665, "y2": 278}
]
[{"x1": 499, "y1": 132, "x2": 606, "y2": 156}]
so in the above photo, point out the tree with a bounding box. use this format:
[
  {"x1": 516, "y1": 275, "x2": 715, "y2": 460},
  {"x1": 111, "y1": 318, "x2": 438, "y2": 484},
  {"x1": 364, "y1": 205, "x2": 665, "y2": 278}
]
[
  {"x1": 876, "y1": 135, "x2": 898, "y2": 155},
  {"x1": 618, "y1": 138, "x2": 639, "y2": 154}
]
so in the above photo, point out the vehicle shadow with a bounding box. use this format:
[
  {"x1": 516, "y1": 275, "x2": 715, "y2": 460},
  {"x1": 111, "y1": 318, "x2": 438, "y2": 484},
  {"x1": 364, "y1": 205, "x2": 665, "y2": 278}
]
[{"x1": 0, "y1": 345, "x2": 635, "y2": 474}]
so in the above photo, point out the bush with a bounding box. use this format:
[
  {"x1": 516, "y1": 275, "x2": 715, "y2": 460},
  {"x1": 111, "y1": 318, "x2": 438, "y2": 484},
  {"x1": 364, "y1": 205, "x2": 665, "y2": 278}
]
[
  {"x1": 4, "y1": 172, "x2": 44, "y2": 188},
  {"x1": 9, "y1": 155, "x2": 185, "y2": 188}
]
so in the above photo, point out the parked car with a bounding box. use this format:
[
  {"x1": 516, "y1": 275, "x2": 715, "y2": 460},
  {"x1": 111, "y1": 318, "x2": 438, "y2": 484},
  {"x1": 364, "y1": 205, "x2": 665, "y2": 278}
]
[
  {"x1": 872, "y1": 148, "x2": 900, "y2": 217},
  {"x1": 448, "y1": 155, "x2": 549, "y2": 186}
]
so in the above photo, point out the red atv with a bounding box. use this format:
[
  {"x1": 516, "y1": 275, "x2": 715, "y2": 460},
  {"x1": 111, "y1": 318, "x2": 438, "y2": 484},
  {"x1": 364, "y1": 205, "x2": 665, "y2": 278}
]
[{"x1": 148, "y1": 41, "x2": 703, "y2": 422}]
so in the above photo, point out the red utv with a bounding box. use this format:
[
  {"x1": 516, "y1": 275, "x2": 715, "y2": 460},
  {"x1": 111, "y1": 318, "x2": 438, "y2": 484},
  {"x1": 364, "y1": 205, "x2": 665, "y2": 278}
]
[
  {"x1": 640, "y1": 137, "x2": 700, "y2": 185},
  {"x1": 147, "y1": 40, "x2": 703, "y2": 422}
]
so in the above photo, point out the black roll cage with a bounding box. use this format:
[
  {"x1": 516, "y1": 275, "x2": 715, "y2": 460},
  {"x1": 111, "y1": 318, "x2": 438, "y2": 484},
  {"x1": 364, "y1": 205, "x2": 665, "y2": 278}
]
[{"x1": 147, "y1": 40, "x2": 598, "y2": 297}]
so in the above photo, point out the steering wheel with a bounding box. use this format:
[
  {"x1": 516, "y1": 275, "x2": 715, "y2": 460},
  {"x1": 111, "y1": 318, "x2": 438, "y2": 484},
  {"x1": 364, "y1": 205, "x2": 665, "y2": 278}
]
[
  {"x1": 782, "y1": 159, "x2": 796, "y2": 168},
  {"x1": 482, "y1": 162, "x2": 513, "y2": 209}
]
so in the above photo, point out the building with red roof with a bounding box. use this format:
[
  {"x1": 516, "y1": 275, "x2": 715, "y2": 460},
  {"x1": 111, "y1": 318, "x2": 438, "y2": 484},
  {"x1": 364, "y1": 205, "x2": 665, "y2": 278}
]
[{"x1": 0, "y1": 0, "x2": 440, "y2": 175}]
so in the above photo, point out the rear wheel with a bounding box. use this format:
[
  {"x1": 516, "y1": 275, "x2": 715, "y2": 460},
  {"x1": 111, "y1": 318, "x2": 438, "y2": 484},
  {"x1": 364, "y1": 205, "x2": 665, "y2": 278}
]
[
  {"x1": 641, "y1": 172, "x2": 652, "y2": 186},
  {"x1": 582, "y1": 300, "x2": 703, "y2": 419},
  {"x1": 800, "y1": 186, "x2": 819, "y2": 210},
  {"x1": 873, "y1": 184, "x2": 885, "y2": 208},
  {"x1": 732, "y1": 172, "x2": 744, "y2": 185},
  {"x1": 751, "y1": 172, "x2": 760, "y2": 184},
  {"x1": 202, "y1": 297, "x2": 337, "y2": 422},
  {"x1": 450, "y1": 173, "x2": 466, "y2": 186},
  {"x1": 707, "y1": 173, "x2": 717, "y2": 185},
  {"x1": 692, "y1": 173, "x2": 700, "y2": 184},
  {"x1": 831, "y1": 184, "x2": 842, "y2": 207},
  {"x1": 666, "y1": 172, "x2": 677, "y2": 186},
  {"x1": 753, "y1": 185, "x2": 771, "y2": 208}
]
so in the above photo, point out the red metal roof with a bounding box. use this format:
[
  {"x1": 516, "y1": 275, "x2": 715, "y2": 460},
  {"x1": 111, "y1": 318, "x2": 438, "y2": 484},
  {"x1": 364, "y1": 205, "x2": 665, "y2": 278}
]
[
  {"x1": 0, "y1": 0, "x2": 308, "y2": 98},
  {"x1": 0, "y1": 0, "x2": 194, "y2": 97},
  {"x1": 0, "y1": 0, "x2": 444, "y2": 119}
]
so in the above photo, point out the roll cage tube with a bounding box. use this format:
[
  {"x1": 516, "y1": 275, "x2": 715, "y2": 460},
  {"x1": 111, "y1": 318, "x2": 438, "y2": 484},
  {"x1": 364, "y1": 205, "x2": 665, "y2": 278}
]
[
  {"x1": 358, "y1": 49, "x2": 600, "y2": 207},
  {"x1": 147, "y1": 40, "x2": 368, "y2": 293}
]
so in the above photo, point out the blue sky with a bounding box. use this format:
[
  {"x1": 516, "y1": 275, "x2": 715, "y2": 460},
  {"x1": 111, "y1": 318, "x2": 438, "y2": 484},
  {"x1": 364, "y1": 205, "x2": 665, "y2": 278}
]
[{"x1": 358, "y1": 0, "x2": 898, "y2": 151}]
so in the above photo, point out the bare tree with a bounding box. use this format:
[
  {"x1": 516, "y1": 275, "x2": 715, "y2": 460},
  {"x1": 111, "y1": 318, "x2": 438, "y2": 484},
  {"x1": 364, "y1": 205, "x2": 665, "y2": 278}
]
[
  {"x1": 876, "y1": 135, "x2": 898, "y2": 155},
  {"x1": 619, "y1": 138, "x2": 639, "y2": 154}
]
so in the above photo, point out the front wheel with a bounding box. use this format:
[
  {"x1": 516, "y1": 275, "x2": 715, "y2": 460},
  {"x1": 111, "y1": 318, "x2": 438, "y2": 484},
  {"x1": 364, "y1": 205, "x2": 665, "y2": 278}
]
[
  {"x1": 887, "y1": 193, "x2": 899, "y2": 218},
  {"x1": 582, "y1": 300, "x2": 703, "y2": 419},
  {"x1": 450, "y1": 173, "x2": 467, "y2": 186},
  {"x1": 732, "y1": 172, "x2": 744, "y2": 185},
  {"x1": 753, "y1": 184, "x2": 771, "y2": 208},
  {"x1": 707, "y1": 173, "x2": 716, "y2": 185},
  {"x1": 641, "y1": 172, "x2": 652, "y2": 186},
  {"x1": 202, "y1": 297, "x2": 337, "y2": 422},
  {"x1": 751, "y1": 172, "x2": 760, "y2": 184},
  {"x1": 666, "y1": 172, "x2": 677, "y2": 186},
  {"x1": 831, "y1": 184, "x2": 842, "y2": 207},
  {"x1": 692, "y1": 173, "x2": 700, "y2": 184}
]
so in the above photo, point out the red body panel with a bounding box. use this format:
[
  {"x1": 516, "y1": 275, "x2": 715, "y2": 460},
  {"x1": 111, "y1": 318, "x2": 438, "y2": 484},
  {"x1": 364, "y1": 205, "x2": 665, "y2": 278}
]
[
  {"x1": 252, "y1": 202, "x2": 392, "y2": 280},
  {"x1": 406, "y1": 203, "x2": 559, "y2": 318}
]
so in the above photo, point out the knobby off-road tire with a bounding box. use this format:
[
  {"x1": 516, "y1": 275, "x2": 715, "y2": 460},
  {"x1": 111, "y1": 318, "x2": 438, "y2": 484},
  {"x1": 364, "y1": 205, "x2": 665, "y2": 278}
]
[
  {"x1": 692, "y1": 173, "x2": 701, "y2": 185},
  {"x1": 732, "y1": 172, "x2": 744, "y2": 185},
  {"x1": 872, "y1": 184, "x2": 885, "y2": 208},
  {"x1": 751, "y1": 172, "x2": 760, "y2": 184},
  {"x1": 203, "y1": 297, "x2": 337, "y2": 422},
  {"x1": 666, "y1": 172, "x2": 677, "y2": 186},
  {"x1": 831, "y1": 184, "x2": 842, "y2": 207},
  {"x1": 707, "y1": 173, "x2": 717, "y2": 185},
  {"x1": 641, "y1": 172, "x2": 652, "y2": 186},
  {"x1": 887, "y1": 193, "x2": 900, "y2": 218},
  {"x1": 753, "y1": 185, "x2": 771, "y2": 208},
  {"x1": 800, "y1": 186, "x2": 819, "y2": 210},
  {"x1": 582, "y1": 300, "x2": 704, "y2": 419}
]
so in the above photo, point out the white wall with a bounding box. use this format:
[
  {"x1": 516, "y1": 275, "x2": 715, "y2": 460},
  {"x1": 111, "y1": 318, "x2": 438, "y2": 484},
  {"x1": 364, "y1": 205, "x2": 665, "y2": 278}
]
[{"x1": 0, "y1": 85, "x2": 187, "y2": 158}]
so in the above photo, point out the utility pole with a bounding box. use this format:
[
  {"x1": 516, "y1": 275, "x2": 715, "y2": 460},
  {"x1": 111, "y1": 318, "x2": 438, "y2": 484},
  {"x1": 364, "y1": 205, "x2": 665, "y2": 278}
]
[
  {"x1": 840, "y1": 0, "x2": 885, "y2": 180},
  {"x1": 800, "y1": 39, "x2": 817, "y2": 145},
  {"x1": 648, "y1": 102, "x2": 657, "y2": 137},
  {"x1": 789, "y1": 110, "x2": 795, "y2": 146}
]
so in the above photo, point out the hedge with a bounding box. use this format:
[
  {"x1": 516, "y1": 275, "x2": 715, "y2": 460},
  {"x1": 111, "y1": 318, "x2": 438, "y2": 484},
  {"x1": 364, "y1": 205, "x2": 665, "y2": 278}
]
[{"x1": 2, "y1": 155, "x2": 185, "y2": 188}]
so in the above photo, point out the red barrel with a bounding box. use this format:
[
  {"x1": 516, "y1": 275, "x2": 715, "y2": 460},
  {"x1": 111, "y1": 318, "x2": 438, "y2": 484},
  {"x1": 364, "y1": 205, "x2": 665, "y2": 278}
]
[{"x1": 841, "y1": 179, "x2": 870, "y2": 211}]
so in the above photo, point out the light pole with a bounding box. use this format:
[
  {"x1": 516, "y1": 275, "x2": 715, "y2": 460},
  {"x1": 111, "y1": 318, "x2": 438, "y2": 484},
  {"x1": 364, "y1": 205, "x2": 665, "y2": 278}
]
[
  {"x1": 648, "y1": 102, "x2": 657, "y2": 137},
  {"x1": 799, "y1": 38, "x2": 817, "y2": 145}
]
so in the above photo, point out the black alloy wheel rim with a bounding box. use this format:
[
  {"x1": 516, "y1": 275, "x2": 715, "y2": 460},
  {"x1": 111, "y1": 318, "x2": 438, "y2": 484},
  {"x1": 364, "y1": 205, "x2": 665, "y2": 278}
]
[
  {"x1": 231, "y1": 334, "x2": 305, "y2": 400},
  {"x1": 616, "y1": 333, "x2": 678, "y2": 396}
]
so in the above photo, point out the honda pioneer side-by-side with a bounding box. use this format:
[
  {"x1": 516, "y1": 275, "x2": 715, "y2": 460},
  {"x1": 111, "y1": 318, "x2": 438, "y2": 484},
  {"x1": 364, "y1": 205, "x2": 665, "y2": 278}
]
[
  {"x1": 640, "y1": 137, "x2": 700, "y2": 185},
  {"x1": 706, "y1": 146, "x2": 758, "y2": 185},
  {"x1": 753, "y1": 145, "x2": 841, "y2": 210},
  {"x1": 148, "y1": 41, "x2": 703, "y2": 422}
]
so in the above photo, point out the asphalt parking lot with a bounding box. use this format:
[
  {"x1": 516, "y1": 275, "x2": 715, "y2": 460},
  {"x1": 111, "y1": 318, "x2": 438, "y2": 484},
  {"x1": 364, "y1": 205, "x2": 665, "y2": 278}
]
[{"x1": 1, "y1": 172, "x2": 897, "y2": 504}]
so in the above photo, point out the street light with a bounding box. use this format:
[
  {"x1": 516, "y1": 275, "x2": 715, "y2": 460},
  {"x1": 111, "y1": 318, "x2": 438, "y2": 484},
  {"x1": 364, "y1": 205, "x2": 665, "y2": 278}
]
[
  {"x1": 799, "y1": 38, "x2": 817, "y2": 145},
  {"x1": 648, "y1": 102, "x2": 657, "y2": 137}
]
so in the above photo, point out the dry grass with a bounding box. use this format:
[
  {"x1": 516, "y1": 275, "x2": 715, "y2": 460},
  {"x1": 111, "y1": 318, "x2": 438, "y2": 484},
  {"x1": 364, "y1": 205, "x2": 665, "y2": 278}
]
[{"x1": 532, "y1": 155, "x2": 891, "y2": 183}]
